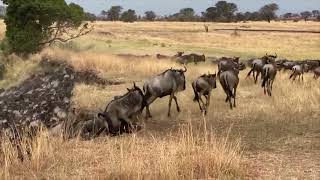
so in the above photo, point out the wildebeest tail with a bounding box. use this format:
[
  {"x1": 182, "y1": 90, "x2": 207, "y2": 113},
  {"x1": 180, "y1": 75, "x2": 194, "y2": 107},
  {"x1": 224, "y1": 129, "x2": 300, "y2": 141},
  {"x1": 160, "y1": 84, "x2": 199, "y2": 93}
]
[
  {"x1": 192, "y1": 82, "x2": 199, "y2": 102},
  {"x1": 262, "y1": 68, "x2": 269, "y2": 87},
  {"x1": 223, "y1": 75, "x2": 234, "y2": 98}
]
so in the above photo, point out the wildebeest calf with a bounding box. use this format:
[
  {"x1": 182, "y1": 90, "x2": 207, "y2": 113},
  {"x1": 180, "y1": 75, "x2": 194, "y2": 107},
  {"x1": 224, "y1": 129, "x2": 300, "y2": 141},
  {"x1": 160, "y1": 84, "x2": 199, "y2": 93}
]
[
  {"x1": 98, "y1": 83, "x2": 146, "y2": 135},
  {"x1": 219, "y1": 68, "x2": 239, "y2": 109},
  {"x1": 192, "y1": 73, "x2": 217, "y2": 115}
]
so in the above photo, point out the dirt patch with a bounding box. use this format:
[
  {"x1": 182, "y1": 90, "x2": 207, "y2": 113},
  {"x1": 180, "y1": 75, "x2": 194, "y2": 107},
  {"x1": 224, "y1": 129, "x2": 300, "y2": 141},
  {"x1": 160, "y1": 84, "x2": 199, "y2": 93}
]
[{"x1": 0, "y1": 59, "x2": 121, "y2": 130}]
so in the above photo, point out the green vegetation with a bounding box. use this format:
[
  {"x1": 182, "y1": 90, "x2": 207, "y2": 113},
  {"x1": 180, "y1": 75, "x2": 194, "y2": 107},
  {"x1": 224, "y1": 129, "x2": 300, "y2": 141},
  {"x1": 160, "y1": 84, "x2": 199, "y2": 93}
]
[{"x1": 2, "y1": 0, "x2": 91, "y2": 55}]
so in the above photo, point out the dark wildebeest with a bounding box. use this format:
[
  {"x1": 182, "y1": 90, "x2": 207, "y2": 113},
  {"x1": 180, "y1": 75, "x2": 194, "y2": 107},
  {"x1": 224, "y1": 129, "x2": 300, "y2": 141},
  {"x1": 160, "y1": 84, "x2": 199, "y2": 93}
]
[
  {"x1": 281, "y1": 61, "x2": 297, "y2": 71},
  {"x1": 98, "y1": 83, "x2": 146, "y2": 135},
  {"x1": 219, "y1": 68, "x2": 239, "y2": 109},
  {"x1": 303, "y1": 60, "x2": 320, "y2": 71},
  {"x1": 261, "y1": 58, "x2": 277, "y2": 96},
  {"x1": 192, "y1": 73, "x2": 217, "y2": 115},
  {"x1": 313, "y1": 67, "x2": 320, "y2": 79},
  {"x1": 289, "y1": 64, "x2": 305, "y2": 81},
  {"x1": 176, "y1": 53, "x2": 205, "y2": 65},
  {"x1": 218, "y1": 57, "x2": 240, "y2": 74},
  {"x1": 143, "y1": 66, "x2": 187, "y2": 118},
  {"x1": 246, "y1": 54, "x2": 277, "y2": 84}
]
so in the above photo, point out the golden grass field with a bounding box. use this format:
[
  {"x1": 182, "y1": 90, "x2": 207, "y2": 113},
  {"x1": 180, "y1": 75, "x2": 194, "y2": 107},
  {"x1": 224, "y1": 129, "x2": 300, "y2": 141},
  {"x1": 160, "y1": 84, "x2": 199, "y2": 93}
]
[{"x1": 1, "y1": 21, "x2": 320, "y2": 179}]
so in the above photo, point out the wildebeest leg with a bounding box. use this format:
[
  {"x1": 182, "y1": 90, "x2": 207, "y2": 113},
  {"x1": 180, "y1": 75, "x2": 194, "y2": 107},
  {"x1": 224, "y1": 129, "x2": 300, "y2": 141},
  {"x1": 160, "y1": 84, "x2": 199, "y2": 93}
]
[
  {"x1": 267, "y1": 80, "x2": 272, "y2": 96},
  {"x1": 233, "y1": 87, "x2": 237, "y2": 108},
  {"x1": 168, "y1": 94, "x2": 174, "y2": 117},
  {"x1": 205, "y1": 93, "x2": 211, "y2": 115},
  {"x1": 302, "y1": 73, "x2": 304, "y2": 81},
  {"x1": 145, "y1": 96, "x2": 157, "y2": 118},
  {"x1": 255, "y1": 72, "x2": 260, "y2": 84},
  {"x1": 173, "y1": 95, "x2": 181, "y2": 112}
]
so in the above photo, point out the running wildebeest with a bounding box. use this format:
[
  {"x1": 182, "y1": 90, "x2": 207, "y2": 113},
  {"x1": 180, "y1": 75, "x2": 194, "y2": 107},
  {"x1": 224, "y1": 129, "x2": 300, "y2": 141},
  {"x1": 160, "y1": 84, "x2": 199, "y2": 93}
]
[
  {"x1": 289, "y1": 64, "x2": 304, "y2": 81},
  {"x1": 261, "y1": 58, "x2": 277, "y2": 96},
  {"x1": 219, "y1": 68, "x2": 239, "y2": 109},
  {"x1": 247, "y1": 53, "x2": 277, "y2": 84},
  {"x1": 143, "y1": 66, "x2": 187, "y2": 118},
  {"x1": 313, "y1": 67, "x2": 320, "y2": 79},
  {"x1": 176, "y1": 53, "x2": 205, "y2": 65},
  {"x1": 98, "y1": 82, "x2": 146, "y2": 135},
  {"x1": 192, "y1": 73, "x2": 217, "y2": 115},
  {"x1": 156, "y1": 52, "x2": 184, "y2": 60}
]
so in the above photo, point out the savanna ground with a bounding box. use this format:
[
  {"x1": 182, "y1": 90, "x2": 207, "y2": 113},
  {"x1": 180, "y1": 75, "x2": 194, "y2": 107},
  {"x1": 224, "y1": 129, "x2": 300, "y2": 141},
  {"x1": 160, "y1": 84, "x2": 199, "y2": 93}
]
[{"x1": 1, "y1": 21, "x2": 320, "y2": 179}]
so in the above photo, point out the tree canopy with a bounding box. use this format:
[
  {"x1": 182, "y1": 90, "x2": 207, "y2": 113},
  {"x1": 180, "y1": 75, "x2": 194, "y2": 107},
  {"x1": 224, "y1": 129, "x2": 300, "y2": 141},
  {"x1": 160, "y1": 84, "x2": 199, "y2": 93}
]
[
  {"x1": 259, "y1": 3, "x2": 279, "y2": 23},
  {"x1": 2, "y1": 0, "x2": 92, "y2": 55}
]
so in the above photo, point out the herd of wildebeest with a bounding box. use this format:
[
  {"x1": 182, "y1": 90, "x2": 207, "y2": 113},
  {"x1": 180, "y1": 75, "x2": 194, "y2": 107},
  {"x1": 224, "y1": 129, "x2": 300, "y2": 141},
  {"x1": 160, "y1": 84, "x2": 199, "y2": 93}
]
[{"x1": 97, "y1": 52, "x2": 320, "y2": 135}]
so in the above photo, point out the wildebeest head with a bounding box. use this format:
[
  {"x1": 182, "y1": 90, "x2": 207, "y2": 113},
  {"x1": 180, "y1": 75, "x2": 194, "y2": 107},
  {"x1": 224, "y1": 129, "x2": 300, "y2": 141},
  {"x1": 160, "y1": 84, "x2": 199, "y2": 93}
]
[
  {"x1": 263, "y1": 53, "x2": 278, "y2": 64},
  {"x1": 177, "y1": 51, "x2": 184, "y2": 57},
  {"x1": 173, "y1": 66, "x2": 187, "y2": 90}
]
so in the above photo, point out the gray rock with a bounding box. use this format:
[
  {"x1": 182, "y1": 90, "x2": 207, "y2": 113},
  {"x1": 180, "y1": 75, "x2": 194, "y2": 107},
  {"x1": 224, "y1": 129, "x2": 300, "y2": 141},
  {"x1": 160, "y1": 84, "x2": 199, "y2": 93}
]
[{"x1": 13, "y1": 110, "x2": 22, "y2": 118}]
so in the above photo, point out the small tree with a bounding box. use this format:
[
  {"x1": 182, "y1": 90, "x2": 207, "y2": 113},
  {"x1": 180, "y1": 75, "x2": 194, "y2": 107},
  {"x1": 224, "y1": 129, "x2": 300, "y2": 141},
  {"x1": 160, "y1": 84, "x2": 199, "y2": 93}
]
[
  {"x1": 300, "y1": 11, "x2": 312, "y2": 21},
  {"x1": 259, "y1": 3, "x2": 279, "y2": 23},
  {"x1": 2, "y1": 0, "x2": 93, "y2": 56},
  {"x1": 120, "y1": 9, "x2": 137, "y2": 23},
  {"x1": 144, "y1": 11, "x2": 157, "y2": 21},
  {"x1": 107, "y1": 6, "x2": 123, "y2": 21}
]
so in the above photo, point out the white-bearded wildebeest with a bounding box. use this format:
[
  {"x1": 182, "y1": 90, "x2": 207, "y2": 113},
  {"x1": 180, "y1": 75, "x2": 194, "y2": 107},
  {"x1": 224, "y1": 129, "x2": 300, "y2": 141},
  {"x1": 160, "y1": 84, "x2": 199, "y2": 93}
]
[
  {"x1": 143, "y1": 66, "x2": 187, "y2": 118},
  {"x1": 98, "y1": 83, "x2": 146, "y2": 135},
  {"x1": 313, "y1": 67, "x2": 320, "y2": 79},
  {"x1": 219, "y1": 68, "x2": 239, "y2": 109},
  {"x1": 289, "y1": 64, "x2": 304, "y2": 81},
  {"x1": 246, "y1": 53, "x2": 277, "y2": 84},
  {"x1": 261, "y1": 58, "x2": 277, "y2": 96},
  {"x1": 192, "y1": 73, "x2": 217, "y2": 115}
]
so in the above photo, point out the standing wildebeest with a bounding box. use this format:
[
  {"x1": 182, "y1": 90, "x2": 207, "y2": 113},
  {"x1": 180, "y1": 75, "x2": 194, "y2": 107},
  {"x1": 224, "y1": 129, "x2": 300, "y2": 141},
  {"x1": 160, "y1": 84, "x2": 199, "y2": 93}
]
[
  {"x1": 143, "y1": 66, "x2": 187, "y2": 118},
  {"x1": 98, "y1": 83, "x2": 146, "y2": 135},
  {"x1": 313, "y1": 67, "x2": 320, "y2": 79},
  {"x1": 289, "y1": 64, "x2": 304, "y2": 81},
  {"x1": 261, "y1": 58, "x2": 277, "y2": 96},
  {"x1": 247, "y1": 54, "x2": 277, "y2": 84},
  {"x1": 192, "y1": 73, "x2": 217, "y2": 115},
  {"x1": 219, "y1": 68, "x2": 239, "y2": 109}
]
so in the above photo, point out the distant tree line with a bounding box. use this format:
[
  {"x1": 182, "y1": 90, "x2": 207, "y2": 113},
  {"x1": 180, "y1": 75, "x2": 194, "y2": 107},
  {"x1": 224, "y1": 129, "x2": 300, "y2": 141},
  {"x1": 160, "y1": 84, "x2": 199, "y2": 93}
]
[{"x1": 96, "y1": 1, "x2": 320, "y2": 23}]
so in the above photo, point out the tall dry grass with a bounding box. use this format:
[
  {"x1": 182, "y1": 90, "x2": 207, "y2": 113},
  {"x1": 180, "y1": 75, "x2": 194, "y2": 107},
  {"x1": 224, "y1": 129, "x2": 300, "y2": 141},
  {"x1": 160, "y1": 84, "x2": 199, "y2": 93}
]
[{"x1": 0, "y1": 119, "x2": 243, "y2": 179}]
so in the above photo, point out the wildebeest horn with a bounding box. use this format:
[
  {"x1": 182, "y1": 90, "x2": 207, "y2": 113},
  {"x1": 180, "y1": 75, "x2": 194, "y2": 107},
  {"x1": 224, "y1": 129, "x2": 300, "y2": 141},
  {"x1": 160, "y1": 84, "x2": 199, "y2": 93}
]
[
  {"x1": 183, "y1": 65, "x2": 187, "y2": 72},
  {"x1": 133, "y1": 82, "x2": 136, "y2": 88},
  {"x1": 274, "y1": 53, "x2": 277, "y2": 58},
  {"x1": 127, "y1": 88, "x2": 130, "y2": 91}
]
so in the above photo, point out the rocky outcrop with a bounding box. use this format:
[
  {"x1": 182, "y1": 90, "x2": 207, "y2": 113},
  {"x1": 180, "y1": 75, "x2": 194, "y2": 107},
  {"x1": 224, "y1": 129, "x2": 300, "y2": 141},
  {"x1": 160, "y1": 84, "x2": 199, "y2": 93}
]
[{"x1": 0, "y1": 59, "x2": 121, "y2": 131}]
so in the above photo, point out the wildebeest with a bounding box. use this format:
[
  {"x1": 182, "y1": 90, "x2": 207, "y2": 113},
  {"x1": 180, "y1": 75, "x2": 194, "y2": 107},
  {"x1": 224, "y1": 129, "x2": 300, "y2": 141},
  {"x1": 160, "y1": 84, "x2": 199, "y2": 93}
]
[
  {"x1": 192, "y1": 73, "x2": 217, "y2": 115},
  {"x1": 247, "y1": 53, "x2": 277, "y2": 84},
  {"x1": 156, "y1": 52, "x2": 184, "y2": 60},
  {"x1": 219, "y1": 68, "x2": 239, "y2": 109},
  {"x1": 303, "y1": 60, "x2": 320, "y2": 71},
  {"x1": 289, "y1": 64, "x2": 304, "y2": 81},
  {"x1": 143, "y1": 66, "x2": 187, "y2": 118},
  {"x1": 281, "y1": 60, "x2": 297, "y2": 71},
  {"x1": 313, "y1": 67, "x2": 320, "y2": 79},
  {"x1": 98, "y1": 83, "x2": 146, "y2": 135},
  {"x1": 218, "y1": 57, "x2": 240, "y2": 74},
  {"x1": 261, "y1": 59, "x2": 277, "y2": 96},
  {"x1": 176, "y1": 53, "x2": 205, "y2": 65}
]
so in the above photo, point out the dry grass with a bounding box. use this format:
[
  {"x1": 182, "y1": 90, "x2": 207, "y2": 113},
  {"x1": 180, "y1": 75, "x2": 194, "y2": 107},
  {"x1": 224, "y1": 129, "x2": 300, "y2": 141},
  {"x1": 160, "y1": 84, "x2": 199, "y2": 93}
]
[
  {"x1": 0, "y1": 122, "x2": 243, "y2": 179},
  {"x1": 1, "y1": 21, "x2": 320, "y2": 179}
]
